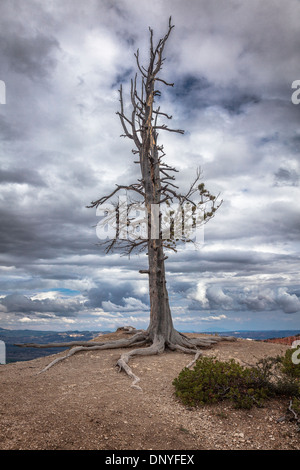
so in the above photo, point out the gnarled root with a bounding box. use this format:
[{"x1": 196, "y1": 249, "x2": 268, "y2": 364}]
[
  {"x1": 31, "y1": 331, "x2": 148, "y2": 374},
  {"x1": 116, "y1": 337, "x2": 165, "y2": 391},
  {"x1": 168, "y1": 342, "x2": 202, "y2": 369},
  {"x1": 38, "y1": 338, "x2": 148, "y2": 375},
  {"x1": 16, "y1": 328, "x2": 236, "y2": 388},
  {"x1": 14, "y1": 329, "x2": 147, "y2": 349},
  {"x1": 113, "y1": 331, "x2": 237, "y2": 390}
]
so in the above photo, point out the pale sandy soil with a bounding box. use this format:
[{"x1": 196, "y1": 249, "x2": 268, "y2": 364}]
[{"x1": 0, "y1": 330, "x2": 299, "y2": 450}]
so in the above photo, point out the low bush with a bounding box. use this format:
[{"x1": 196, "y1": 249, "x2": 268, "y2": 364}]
[
  {"x1": 172, "y1": 356, "x2": 269, "y2": 409},
  {"x1": 173, "y1": 353, "x2": 300, "y2": 411},
  {"x1": 280, "y1": 347, "x2": 300, "y2": 378}
]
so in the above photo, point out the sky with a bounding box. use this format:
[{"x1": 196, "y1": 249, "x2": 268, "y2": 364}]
[{"x1": 0, "y1": 0, "x2": 300, "y2": 332}]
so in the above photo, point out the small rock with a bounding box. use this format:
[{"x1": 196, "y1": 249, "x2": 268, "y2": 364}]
[{"x1": 233, "y1": 432, "x2": 245, "y2": 439}]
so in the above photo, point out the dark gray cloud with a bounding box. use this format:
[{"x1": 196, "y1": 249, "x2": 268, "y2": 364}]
[
  {"x1": 0, "y1": 293, "x2": 80, "y2": 317},
  {"x1": 85, "y1": 281, "x2": 149, "y2": 309},
  {"x1": 274, "y1": 167, "x2": 299, "y2": 187},
  {"x1": 0, "y1": 115, "x2": 25, "y2": 141},
  {"x1": 0, "y1": 0, "x2": 299, "y2": 331},
  {"x1": 171, "y1": 75, "x2": 261, "y2": 117},
  {"x1": 0, "y1": 168, "x2": 46, "y2": 186},
  {"x1": 0, "y1": 32, "x2": 59, "y2": 80}
]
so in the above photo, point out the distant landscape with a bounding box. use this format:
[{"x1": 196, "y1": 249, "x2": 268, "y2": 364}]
[
  {"x1": 0, "y1": 328, "x2": 106, "y2": 363},
  {"x1": 0, "y1": 327, "x2": 299, "y2": 363}
]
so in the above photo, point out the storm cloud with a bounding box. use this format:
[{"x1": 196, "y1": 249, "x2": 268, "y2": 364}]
[{"x1": 0, "y1": 0, "x2": 299, "y2": 331}]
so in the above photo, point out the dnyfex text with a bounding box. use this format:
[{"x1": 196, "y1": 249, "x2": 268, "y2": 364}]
[{"x1": 105, "y1": 453, "x2": 195, "y2": 466}]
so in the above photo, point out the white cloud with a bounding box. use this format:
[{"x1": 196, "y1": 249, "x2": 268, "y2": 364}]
[
  {"x1": 102, "y1": 297, "x2": 149, "y2": 313},
  {"x1": 188, "y1": 282, "x2": 209, "y2": 309},
  {"x1": 206, "y1": 286, "x2": 233, "y2": 310},
  {"x1": 201, "y1": 314, "x2": 227, "y2": 322},
  {"x1": 276, "y1": 288, "x2": 300, "y2": 314}
]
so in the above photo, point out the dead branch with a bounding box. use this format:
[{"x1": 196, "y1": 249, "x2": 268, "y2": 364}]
[
  {"x1": 88, "y1": 184, "x2": 144, "y2": 209},
  {"x1": 153, "y1": 124, "x2": 184, "y2": 134}
]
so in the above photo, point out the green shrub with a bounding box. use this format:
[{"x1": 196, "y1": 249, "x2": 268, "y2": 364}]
[
  {"x1": 172, "y1": 356, "x2": 269, "y2": 409},
  {"x1": 254, "y1": 355, "x2": 300, "y2": 397},
  {"x1": 291, "y1": 396, "x2": 300, "y2": 414},
  {"x1": 280, "y1": 348, "x2": 300, "y2": 378},
  {"x1": 173, "y1": 352, "x2": 300, "y2": 411}
]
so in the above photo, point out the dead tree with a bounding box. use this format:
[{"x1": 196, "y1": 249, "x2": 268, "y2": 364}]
[{"x1": 17, "y1": 18, "x2": 235, "y2": 389}]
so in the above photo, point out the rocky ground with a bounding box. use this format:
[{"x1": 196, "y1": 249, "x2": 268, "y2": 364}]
[
  {"x1": 264, "y1": 335, "x2": 300, "y2": 346},
  {"x1": 0, "y1": 330, "x2": 299, "y2": 451}
]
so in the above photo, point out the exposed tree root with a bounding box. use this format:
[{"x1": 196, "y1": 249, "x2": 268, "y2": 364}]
[
  {"x1": 14, "y1": 330, "x2": 147, "y2": 350},
  {"x1": 167, "y1": 343, "x2": 202, "y2": 369},
  {"x1": 16, "y1": 328, "x2": 236, "y2": 389},
  {"x1": 116, "y1": 337, "x2": 165, "y2": 391},
  {"x1": 38, "y1": 339, "x2": 148, "y2": 375}
]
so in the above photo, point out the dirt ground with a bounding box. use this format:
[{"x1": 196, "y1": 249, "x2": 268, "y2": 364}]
[{"x1": 0, "y1": 330, "x2": 299, "y2": 451}]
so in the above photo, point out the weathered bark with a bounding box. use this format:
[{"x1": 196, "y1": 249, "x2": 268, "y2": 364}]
[{"x1": 147, "y1": 239, "x2": 175, "y2": 344}]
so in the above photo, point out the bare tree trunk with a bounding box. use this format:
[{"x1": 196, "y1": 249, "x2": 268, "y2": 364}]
[
  {"x1": 140, "y1": 73, "x2": 174, "y2": 344},
  {"x1": 147, "y1": 239, "x2": 174, "y2": 343}
]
